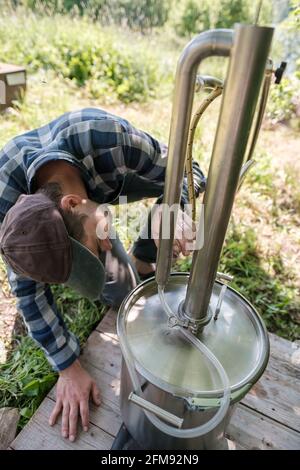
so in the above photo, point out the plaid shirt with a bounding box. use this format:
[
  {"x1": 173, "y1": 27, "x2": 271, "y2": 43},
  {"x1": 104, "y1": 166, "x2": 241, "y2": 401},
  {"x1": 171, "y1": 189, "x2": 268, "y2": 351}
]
[{"x1": 0, "y1": 107, "x2": 205, "y2": 371}]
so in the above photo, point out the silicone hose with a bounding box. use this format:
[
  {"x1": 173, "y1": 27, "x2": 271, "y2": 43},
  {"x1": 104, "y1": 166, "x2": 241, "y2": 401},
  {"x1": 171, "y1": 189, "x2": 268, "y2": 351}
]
[{"x1": 118, "y1": 287, "x2": 230, "y2": 439}]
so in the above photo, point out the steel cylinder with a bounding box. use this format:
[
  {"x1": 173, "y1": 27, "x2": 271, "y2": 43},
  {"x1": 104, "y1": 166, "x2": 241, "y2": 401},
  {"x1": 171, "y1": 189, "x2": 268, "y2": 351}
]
[{"x1": 184, "y1": 24, "x2": 274, "y2": 325}]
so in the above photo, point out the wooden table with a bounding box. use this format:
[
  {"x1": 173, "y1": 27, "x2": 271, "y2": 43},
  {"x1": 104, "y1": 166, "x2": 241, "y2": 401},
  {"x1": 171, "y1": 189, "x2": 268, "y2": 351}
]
[{"x1": 11, "y1": 310, "x2": 300, "y2": 450}]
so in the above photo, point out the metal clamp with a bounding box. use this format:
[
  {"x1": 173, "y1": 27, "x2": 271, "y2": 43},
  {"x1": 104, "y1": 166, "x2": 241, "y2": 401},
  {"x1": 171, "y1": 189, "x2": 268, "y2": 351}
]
[
  {"x1": 128, "y1": 392, "x2": 184, "y2": 429},
  {"x1": 176, "y1": 301, "x2": 213, "y2": 334},
  {"x1": 167, "y1": 314, "x2": 189, "y2": 329}
]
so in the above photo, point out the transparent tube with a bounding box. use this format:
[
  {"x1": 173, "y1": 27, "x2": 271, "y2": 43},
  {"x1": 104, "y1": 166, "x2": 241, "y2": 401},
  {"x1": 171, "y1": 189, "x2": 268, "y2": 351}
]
[{"x1": 118, "y1": 287, "x2": 231, "y2": 439}]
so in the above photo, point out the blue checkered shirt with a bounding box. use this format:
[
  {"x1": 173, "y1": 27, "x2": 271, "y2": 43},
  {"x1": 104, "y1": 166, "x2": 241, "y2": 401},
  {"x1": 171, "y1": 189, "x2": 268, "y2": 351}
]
[{"x1": 0, "y1": 107, "x2": 205, "y2": 371}]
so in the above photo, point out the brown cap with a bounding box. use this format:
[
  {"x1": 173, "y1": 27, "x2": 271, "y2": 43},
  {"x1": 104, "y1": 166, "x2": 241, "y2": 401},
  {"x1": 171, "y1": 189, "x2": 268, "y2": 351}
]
[{"x1": 0, "y1": 193, "x2": 105, "y2": 300}]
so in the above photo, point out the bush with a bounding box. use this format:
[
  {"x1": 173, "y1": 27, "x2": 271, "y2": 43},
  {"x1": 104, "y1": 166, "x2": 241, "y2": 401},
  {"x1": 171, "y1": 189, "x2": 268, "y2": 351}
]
[
  {"x1": 174, "y1": 0, "x2": 253, "y2": 37},
  {"x1": 174, "y1": 0, "x2": 210, "y2": 37},
  {"x1": 11, "y1": 0, "x2": 171, "y2": 31},
  {"x1": 267, "y1": 76, "x2": 300, "y2": 126},
  {"x1": 215, "y1": 0, "x2": 250, "y2": 29},
  {"x1": 0, "y1": 13, "x2": 162, "y2": 103}
]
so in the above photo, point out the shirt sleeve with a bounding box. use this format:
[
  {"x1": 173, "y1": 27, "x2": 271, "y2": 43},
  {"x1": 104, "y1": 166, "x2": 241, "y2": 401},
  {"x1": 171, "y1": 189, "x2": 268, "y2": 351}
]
[
  {"x1": 122, "y1": 121, "x2": 206, "y2": 204},
  {"x1": 122, "y1": 122, "x2": 168, "y2": 183},
  {"x1": 6, "y1": 266, "x2": 80, "y2": 372}
]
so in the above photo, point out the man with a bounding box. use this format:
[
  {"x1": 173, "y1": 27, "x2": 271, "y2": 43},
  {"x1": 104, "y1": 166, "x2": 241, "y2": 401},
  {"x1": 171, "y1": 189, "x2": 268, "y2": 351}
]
[{"x1": 0, "y1": 107, "x2": 205, "y2": 442}]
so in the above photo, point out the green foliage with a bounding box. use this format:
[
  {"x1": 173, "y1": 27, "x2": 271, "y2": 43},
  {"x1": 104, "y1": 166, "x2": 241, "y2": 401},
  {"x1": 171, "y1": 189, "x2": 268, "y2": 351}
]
[
  {"x1": 0, "y1": 285, "x2": 105, "y2": 429},
  {"x1": 114, "y1": 0, "x2": 171, "y2": 31},
  {"x1": 267, "y1": 76, "x2": 300, "y2": 126},
  {"x1": 219, "y1": 228, "x2": 299, "y2": 340},
  {"x1": 215, "y1": 0, "x2": 250, "y2": 29},
  {"x1": 11, "y1": 0, "x2": 171, "y2": 31},
  {"x1": 174, "y1": 0, "x2": 253, "y2": 37},
  {"x1": 0, "y1": 337, "x2": 57, "y2": 428},
  {"x1": 284, "y1": 0, "x2": 300, "y2": 79},
  {"x1": 175, "y1": 226, "x2": 300, "y2": 341},
  {"x1": 174, "y1": 0, "x2": 210, "y2": 37},
  {"x1": 0, "y1": 12, "x2": 162, "y2": 103}
]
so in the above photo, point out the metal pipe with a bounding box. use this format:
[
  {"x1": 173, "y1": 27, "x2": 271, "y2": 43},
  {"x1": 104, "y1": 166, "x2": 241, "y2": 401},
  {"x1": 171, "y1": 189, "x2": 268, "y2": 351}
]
[
  {"x1": 128, "y1": 392, "x2": 184, "y2": 428},
  {"x1": 156, "y1": 29, "x2": 233, "y2": 288},
  {"x1": 244, "y1": 59, "x2": 273, "y2": 163},
  {"x1": 184, "y1": 24, "x2": 274, "y2": 327}
]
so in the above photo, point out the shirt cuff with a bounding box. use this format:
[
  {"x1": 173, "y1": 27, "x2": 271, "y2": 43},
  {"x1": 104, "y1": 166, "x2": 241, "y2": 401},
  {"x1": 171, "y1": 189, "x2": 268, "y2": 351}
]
[{"x1": 45, "y1": 331, "x2": 81, "y2": 372}]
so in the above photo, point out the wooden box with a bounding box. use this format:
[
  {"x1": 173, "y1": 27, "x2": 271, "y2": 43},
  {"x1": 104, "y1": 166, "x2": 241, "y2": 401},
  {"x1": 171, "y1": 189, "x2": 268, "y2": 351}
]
[{"x1": 0, "y1": 63, "x2": 26, "y2": 111}]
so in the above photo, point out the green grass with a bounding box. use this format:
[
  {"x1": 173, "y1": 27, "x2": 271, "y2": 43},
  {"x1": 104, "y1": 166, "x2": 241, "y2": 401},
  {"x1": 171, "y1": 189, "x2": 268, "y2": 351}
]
[
  {"x1": 0, "y1": 285, "x2": 105, "y2": 429},
  {"x1": 175, "y1": 225, "x2": 300, "y2": 340},
  {"x1": 0, "y1": 8, "x2": 174, "y2": 103},
  {"x1": 0, "y1": 8, "x2": 299, "y2": 431}
]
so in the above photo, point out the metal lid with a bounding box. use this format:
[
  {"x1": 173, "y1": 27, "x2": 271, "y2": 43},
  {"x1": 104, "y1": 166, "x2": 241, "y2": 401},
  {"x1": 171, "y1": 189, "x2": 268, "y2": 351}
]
[{"x1": 118, "y1": 274, "x2": 269, "y2": 398}]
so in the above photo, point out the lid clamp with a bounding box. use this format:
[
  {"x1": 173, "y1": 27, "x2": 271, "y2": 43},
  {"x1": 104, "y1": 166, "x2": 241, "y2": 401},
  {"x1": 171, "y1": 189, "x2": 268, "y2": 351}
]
[{"x1": 167, "y1": 314, "x2": 189, "y2": 329}]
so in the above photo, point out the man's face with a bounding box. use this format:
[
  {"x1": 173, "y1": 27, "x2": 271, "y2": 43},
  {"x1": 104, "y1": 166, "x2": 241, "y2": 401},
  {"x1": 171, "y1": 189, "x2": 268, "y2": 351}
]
[{"x1": 75, "y1": 199, "x2": 112, "y2": 257}]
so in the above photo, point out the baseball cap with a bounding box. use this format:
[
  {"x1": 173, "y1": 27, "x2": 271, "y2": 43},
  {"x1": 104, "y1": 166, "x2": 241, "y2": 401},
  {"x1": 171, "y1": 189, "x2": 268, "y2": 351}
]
[{"x1": 0, "y1": 193, "x2": 105, "y2": 301}]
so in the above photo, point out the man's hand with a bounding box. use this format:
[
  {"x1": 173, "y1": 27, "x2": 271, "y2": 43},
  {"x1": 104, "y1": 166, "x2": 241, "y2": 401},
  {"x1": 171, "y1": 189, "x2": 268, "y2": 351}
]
[
  {"x1": 49, "y1": 359, "x2": 101, "y2": 442},
  {"x1": 151, "y1": 205, "x2": 196, "y2": 258}
]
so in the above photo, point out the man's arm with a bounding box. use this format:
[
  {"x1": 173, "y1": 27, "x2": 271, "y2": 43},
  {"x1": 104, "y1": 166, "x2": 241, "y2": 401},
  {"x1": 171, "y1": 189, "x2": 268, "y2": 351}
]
[
  {"x1": 122, "y1": 121, "x2": 206, "y2": 200},
  {"x1": 122, "y1": 122, "x2": 206, "y2": 257},
  {"x1": 7, "y1": 267, "x2": 80, "y2": 370},
  {"x1": 7, "y1": 267, "x2": 101, "y2": 441}
]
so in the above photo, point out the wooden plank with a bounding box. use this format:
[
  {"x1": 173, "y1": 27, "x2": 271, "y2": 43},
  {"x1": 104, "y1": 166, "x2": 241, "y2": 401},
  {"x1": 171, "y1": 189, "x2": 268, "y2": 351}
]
[
  {"x1": 11, "y1": 398, "x2": 114, "y2": 450},
  {"x1": 268, "y1": 333, "x2": 300, "y2": 381},
  {"x1": 242, "y1": 367, "x2": 300, "y2": 432},
  {"x1": 241, "y1": 333, "x2": 300, "y2": 432},
  {"x1": 0, "y1": 408, "x2": 19, "y2": 450},
  {"x1": 96, "y1": 309, "x2": 118, "y2": 340},
  {"x1": 46, "y1": 392, "x2": 121, "y2": 439},
  {"x1": 227, "y1": 404, "x2": 300, "y2": 450},
  {"x1": 81, "y1": 330, "x2": 121, "y2": 379},
  {"x1": 269, "y1": 332, "x2": 300, "y2": 360}
]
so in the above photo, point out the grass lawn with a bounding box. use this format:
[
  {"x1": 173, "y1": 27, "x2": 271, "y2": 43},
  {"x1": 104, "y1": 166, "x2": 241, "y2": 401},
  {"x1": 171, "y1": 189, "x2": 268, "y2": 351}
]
[{"x1": 0, "y1": 11, "x2": 299, "y2": 429}]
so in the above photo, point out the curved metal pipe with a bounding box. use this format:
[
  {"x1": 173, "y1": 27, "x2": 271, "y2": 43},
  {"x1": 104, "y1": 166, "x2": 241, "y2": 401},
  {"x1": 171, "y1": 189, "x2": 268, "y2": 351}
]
[{"x1": 156, "y1": 29, "x2": 233, "y2": 288}]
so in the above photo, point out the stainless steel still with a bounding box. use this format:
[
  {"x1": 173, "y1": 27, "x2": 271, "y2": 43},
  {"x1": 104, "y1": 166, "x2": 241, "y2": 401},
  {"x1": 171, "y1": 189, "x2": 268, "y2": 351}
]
[
  {"x1": 118, "y1": 274, "x2": 269, "y2": 450},
  {"x1": 117, "y1": 23, "x2": 274, "y2": 450}
]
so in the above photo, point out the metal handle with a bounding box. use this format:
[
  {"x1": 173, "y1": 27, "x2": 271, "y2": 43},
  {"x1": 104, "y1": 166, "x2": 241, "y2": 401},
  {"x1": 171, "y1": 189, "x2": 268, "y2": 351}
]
[{"x1": 128, "y1": 392, "x2": 184, "y2": 429}]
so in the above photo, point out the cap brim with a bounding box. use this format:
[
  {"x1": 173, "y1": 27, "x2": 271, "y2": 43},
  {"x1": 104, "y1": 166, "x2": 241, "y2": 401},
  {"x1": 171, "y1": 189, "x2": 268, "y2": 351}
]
[{"x1": 64, "y1": 237, "x2": 105, "y2": 301}]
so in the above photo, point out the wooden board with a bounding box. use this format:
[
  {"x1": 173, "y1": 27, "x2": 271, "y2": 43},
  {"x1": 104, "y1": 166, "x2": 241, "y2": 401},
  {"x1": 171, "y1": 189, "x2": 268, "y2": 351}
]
[
  {"x1": 0, "y1": 408, "x2": 19, "y2": 450},
  {"x1": 227, "y1": 404, "x2": 300, "y2": 450},
  {"x1": 11, "y1": 398, "x2": 114, "y2": 450},
  {"x1": 12, "y1": 309, "x2": 300, "y2": 450}
]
